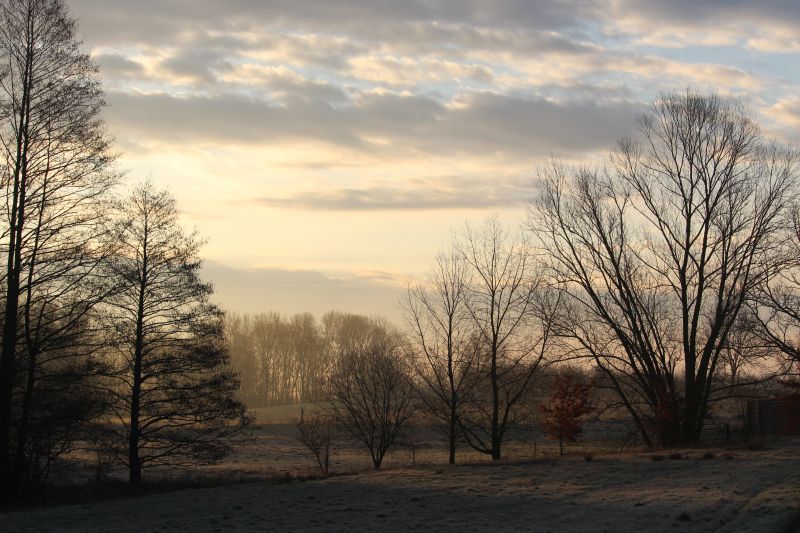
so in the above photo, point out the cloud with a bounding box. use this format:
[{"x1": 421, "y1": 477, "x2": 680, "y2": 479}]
[
  {"x1": 80, "y1": 0, "x2": 779, "y2": 165},
  {"x1": 105, "y1": 89, "x2": 641, "y2": 159},
  {"x1": 255, "y1": 175, "x2": 539, "y2": 210},
  {"x1": 93, "y1": 53, "x2": 145, "y2": 78},
  {"x1": 220, "y1": 64, "x2": 350, "y2": 103},
  {"x1": 610, "y1": 0, "x2": 800, "y2": 26},
  {"x1": 202, "y1": 260, "x2": 404, "y2": 322},
  {"x1": 763, "y1": 96, "x2": 800, "y2": 144},
  {"x1": 70, "y1": 0, "x2": 597, "y2": 46},
  {"x1": 64, "y1": 0, "x2": 800, "y2": 321},
  {"x1": 159, "y1": 48, "x2": 233, "y2": 84},
  {"x1": 606, "y1": 0, "x2": 800, "y2": 52}
]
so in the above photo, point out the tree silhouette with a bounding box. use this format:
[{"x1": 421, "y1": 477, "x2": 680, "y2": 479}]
[
  {"x1": 532, "y1": 91, "x2": 798, "y2": 446},
  {"x1": 104, "y1": 182, "x2": 249, "y2": 485},
  {"x1": 405, "y1": 249, "x2": 478, "y2": 464},
  {"x1": 0, "y1": 0, "x2": 118, "y2": 498},
  {"x1": 456, "y1": 215, "x2": 555, "y2": 460},
  {"x1": 324, "y1": 315, "x2": 414, "y2": 469}
]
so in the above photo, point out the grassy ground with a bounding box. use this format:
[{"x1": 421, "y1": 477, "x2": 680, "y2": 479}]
[{"x1": 5, "y1": 433, "x2": 800, "y2": 532}]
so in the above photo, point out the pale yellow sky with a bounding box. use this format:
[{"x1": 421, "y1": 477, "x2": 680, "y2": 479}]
[{"x1": 66, "y1": 0, "x2": 800, "y2": 319}]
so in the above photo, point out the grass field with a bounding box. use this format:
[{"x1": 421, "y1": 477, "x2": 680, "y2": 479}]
[
  {"x1": 5, "y1": 402, "x2": 793, "y2": 532},
  {"x1": 5, "y1": 435, "x2": 800, "y2": 532}
]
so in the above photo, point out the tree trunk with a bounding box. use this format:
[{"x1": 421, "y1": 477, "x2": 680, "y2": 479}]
[
  {"x1": 0, "y1": 288, "x2": 19, "y2": 498},
  {"x1": 0, "y1": 27, "x2": 33, "y2": 500},
  {"x1": 681, "y1": 401, "x2": 704, "y2": 446},
  {"x1": 13, "y1": 189, "x2": 47, "y2": 488},
  {"x1": 491, "y1": 445, "x2": 501, "y2": 461},
  {"x1": 490, "y1": 343, "x2": 500, "y2": 461},
  {"x1": 128, "y1": 329, "x2": 143, "y2": 485},
  {"x1": 12, "y1": 349, "x2": 38, "y2": 486},
  {"x1": 448, "y1": 403, "x2": 457, "y2": 465},
  {"x1": 129, "y1": 250, "x2": 147, "y2": 485},
  {"x1": 0, "y1": 252, "x2": 23, "y2": 497},
  {"x1": 128, "y1": 366, "x2": 142, "y2": 485}
]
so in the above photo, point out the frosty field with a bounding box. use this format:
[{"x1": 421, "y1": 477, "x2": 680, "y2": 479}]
[{"x1": 5, "y1": 424, "x2": 799, "y2": 533}]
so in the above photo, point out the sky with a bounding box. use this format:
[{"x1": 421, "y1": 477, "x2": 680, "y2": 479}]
[{"x1": 67, "y1": 0, "x2": 800, "y2": 322}]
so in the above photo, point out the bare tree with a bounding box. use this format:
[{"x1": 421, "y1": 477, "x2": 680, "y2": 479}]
[
  {"x1": 105, "y1": 182, "x2": 249, "y2": 485},
  {"x1": 748, "y1": 206, "x2": 800, "y2": 367},
  {"x1": 295, "y1": 407, "x2": 335, "y2": 475},
  {"x1": 456, "y1": 215, "x2": 554, "y2": 460},
  {"x1": 717, "y1": 310, "x2": 775, "y2": 388},
  {"x1": 225, "y1": 313, "x2": 259, "y2": 404},
  {"x1": 0, "y1": 0, "x2": 118, "y2": 497},
  {"x1": 404, "y1": 249, "x2": 477, "y2": 464},
  {"x1": 324, "y1": 316, "x2": 414, "y2": 469},
  {"x1": 531, "y1": 91, "x2": 798, "y2": 446}
]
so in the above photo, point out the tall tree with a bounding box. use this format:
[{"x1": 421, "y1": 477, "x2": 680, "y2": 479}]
[
  {"x1": 456, "y1": 215, "x2": 554, "y2": 460},
  {"x1": 0, "y1": 0, "x2": 117, "y2": 497},
  {"x1": 105, "y1": 182, "x2": 248, "y2": 485},
  {"x1": 404, "y1": 249, "x2": 478, "y2": 464},
  {"x1": 225, "y1": 312, "x2": 331, "y2": 406},
  {"x1": 532, "y1": 92, "x2": 798, "y2": 446}
]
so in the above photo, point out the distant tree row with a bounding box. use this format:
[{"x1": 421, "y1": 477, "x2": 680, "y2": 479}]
[
  {"x1": 226, "y1": 311, "x2": 406, "y2": 406},
  {"x1": 226, "y1": 312, "x2": 328, "y2": 406}
]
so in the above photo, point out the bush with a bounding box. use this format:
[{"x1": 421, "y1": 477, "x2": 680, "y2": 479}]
[
  {"x1": 295, "y1": 408, "x2": 335, "y2": 475},
  {"x1": 538, "y1": 369, "x2": 595, "y2": 456}
]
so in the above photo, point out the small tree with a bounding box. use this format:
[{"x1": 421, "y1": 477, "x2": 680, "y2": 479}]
[
  {"x1": 295, "y1": 408, "x2": 335, "y2": 475},
  {"x1": 324, "y1": 318, "x2": 415, "y2": 469},
  {"x1": 538, "y1": 369, "x2": 594, "y2": 455}
]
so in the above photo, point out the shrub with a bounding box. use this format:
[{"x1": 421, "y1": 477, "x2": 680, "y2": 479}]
[
  {"x1": 295, "y1": 408, "x2": 336, "y2": 475},
  {"x1": 538, "y1": 369, "x2": 595, "y2": 456}
]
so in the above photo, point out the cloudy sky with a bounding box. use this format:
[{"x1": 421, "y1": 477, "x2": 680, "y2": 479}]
[{"x1": 68, "y1": 0, "x2": 800, "y2": 321}]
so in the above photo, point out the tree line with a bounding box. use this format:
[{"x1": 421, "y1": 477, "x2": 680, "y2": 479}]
[
  {"x1": 0, "y1": 0, "x2": 247, "y2": 501},
  {"x1": 225, "y1": 311, "x2": 395, "y2": 406}
]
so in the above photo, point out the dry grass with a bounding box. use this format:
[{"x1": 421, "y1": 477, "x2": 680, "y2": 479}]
[
  {"x1": 4, "y1": 436, "x2": 800, "y2": 532},
  {"x1": 6, "y1": 415, "x2": 798, "y2": 532}
]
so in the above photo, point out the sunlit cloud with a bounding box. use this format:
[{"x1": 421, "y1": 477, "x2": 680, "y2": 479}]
[{"x1": 67, "y1": 0, "x2": 800, "y2": 316}]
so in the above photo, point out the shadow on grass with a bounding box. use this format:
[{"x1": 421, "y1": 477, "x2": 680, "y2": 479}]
[{"x1": 0, "y1": 470, "x2": 356, "y2": 513}]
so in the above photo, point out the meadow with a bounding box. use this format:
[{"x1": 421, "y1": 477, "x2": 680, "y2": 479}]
[{"x1": 5, "y1": 404, "x2": 798, "y2": 532}]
